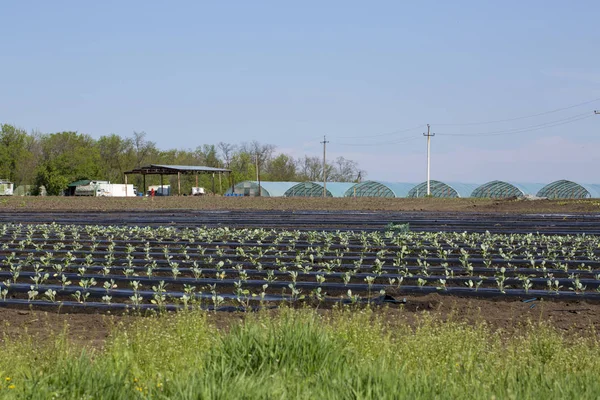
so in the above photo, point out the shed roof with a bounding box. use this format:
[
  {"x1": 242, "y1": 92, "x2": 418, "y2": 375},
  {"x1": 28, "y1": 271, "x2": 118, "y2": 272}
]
[
  {"x1": 125, "y1": 164, "x2": 231, "y2": 175},
  {"x1": 67, "y1": 180, "x2": 92, "y2": 187}
]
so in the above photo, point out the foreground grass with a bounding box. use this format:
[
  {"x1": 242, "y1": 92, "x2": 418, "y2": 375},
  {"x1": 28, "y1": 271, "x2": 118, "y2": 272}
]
[{"x1": 0, "y1": 308, "x2": 599, "y2": 399}]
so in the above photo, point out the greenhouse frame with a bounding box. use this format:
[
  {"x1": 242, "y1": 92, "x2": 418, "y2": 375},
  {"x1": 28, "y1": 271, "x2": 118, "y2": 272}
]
[
  {"x1": 225, "y1": 181, "x2": 299, "y2": 197},
  {"x1": 471, "y1": 181, "x2": 545, "y2": 198},
  {"x1": 344, "y1": 181, "x2": 416, "y2": 198},
  {"x1": 537, "y1": 180, "x2": 600, "y2": 199},
  {"x1": 284, "y1": 182, "x2": 356, "y2": 197},
  {"x1": 407, "y1": 181, "x2": 480, "y2": 198}
]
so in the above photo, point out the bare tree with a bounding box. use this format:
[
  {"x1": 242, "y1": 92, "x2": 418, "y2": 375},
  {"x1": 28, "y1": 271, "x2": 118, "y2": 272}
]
[
  {"x1": 218, "y1": 142, "x2": 236, "y2": 168},
  {"x1": 133, "y1": 131, "x2": 156, "y2": 168}
]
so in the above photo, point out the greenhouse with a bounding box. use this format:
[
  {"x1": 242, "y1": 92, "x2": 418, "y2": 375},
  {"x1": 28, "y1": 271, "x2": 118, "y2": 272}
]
[
  {"x1": 284, "y1": 182, "x2": 356, "y2": 197},
  {"x1": 344, "y1": 181, "x2": 416, "y2": 198},
  {"x1": 537, "y1": 180, "x2": 600, "y2": 199},
  {"x1": 471, "y1": 181, "x2": 545, "y2": 199},
  {"x1": 225, "y1": 181, "x2": 299, "y2": 197},
  {"x1": 407, "y1": 181, "x2": 479, "y2": 198}
]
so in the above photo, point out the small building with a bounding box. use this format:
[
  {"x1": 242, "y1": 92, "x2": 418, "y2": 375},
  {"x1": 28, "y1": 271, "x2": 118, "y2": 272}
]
[{"x1": 0, "y1": 179, "x2": 14, "y2": 196}]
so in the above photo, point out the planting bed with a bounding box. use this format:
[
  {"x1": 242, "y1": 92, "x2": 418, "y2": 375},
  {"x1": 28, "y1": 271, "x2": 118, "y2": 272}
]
[{"x1": 1, "y1": 219, "x2": 600, "y2": 314}]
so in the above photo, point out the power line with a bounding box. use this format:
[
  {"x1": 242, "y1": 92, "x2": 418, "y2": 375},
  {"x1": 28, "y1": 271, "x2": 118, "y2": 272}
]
[
  {"x1": 437, "y1": 112, "x2": 593, "y2": 137},
  {"x1": 334, "y1": 136, "x2": 421, "y2": 147},
  {"x1": 433, "y1": 97, "x2": 600, "y2": 126},
  {"x1": 333, "y1": 124, "x2": 425, "y2": 139},
  {"x1": 320, "y1": 135, "x2": 329, "y2": 198}
]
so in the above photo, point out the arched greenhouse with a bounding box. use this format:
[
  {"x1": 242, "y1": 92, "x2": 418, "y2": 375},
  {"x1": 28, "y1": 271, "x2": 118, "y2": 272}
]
[
  {"x1": 537, "y1": 180, "x2": 600, "y2": 199},
  {"x1": 343, "y1": 181, "x2": 416, "y2": 198},
  {"x1": 284, "y1": 182, "x2": 357, "y2": 197},
  {"x1": 471, "y1": 181, "x2": 545, "y2": 199},
  {"x1": 225, "y1": 181, "x2": 299, "y2": 197},
  {"x1": 407, "y1": 181, "x2": 479, "y2": 198}
]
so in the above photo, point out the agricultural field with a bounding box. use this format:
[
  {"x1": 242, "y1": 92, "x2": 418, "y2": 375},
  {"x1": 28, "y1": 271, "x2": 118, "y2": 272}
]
[
  {"x1": 1, "y1": 199, "x2": 600, "y2": 398},
  {"x1": 1, "y1": 223, "x2": 600, "y2": 311},
  {"x1": 2, "y1": 195, "x2": 600, "y2": 213}
]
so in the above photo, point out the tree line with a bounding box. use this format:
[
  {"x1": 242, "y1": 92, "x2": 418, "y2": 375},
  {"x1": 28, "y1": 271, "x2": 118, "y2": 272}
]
[{"x1": 0, "y1": 124, "x2": 365, "y2": 195}]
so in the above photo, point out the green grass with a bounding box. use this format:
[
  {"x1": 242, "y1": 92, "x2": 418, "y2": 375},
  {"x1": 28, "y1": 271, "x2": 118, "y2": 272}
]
[{"x1": 0, "y1": 308, "x2": 599, "y2": 399}]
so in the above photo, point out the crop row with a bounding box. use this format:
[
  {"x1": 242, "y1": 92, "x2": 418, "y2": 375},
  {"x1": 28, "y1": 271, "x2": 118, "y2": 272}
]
[{"x1": 1, "y1": 223, "x2": 600, "y2": 310}]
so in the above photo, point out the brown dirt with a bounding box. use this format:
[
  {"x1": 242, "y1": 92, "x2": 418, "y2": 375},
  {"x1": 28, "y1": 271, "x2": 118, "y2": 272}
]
[
  {"x1": 1, "y1": 294, "x2": 598, "y2": 349},
  {"x1": 1, "y1": 196, "x2": 600, "y2": 213}
]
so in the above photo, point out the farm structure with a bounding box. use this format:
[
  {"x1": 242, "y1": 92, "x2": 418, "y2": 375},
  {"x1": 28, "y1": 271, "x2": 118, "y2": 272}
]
[
  {"x1": 471, "y1": 181, "x2": 545, "y2": 199},
  {"x1": 0, "y1": 179, "x2": 13, "y2": 196},
  {"x1": 408, "y1": 181, "x2": 479, "y2": 198},
  {"x1": 344, "y1": 181, "x2": 415, "y2": 198},
  {"x1": 284, "y1": 182, "x2": 356, "y2": 197},
  {"x1": 124, "y1": 164, "x2": 231, "y2": 196},
  {"x1": 537, "y1": 180, "x2": 600, "y2": 199},
  {"x1": 68, "y1": 180, "x2": 136, "y2": 197},
  {"x1": 225, "y1": 181, "x2": 299, "y2": 197},
  {"x1": 224, "y1": 180, "x2": 600, "y2": 199}
]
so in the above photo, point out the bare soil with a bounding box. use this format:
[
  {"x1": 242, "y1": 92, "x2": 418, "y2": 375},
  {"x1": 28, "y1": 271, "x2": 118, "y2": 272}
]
[
  {"x1": 1, "y1": 196, "x2": 600, "y2": 213},
  {"x1": 1, "y1": 294, "x2": 598, "y2": 349}
]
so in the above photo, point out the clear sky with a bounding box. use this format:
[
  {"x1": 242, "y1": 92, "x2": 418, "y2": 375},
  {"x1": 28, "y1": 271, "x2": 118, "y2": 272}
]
[{"x1": 1, "y1": 0, "x2": 599, "y2": 183}]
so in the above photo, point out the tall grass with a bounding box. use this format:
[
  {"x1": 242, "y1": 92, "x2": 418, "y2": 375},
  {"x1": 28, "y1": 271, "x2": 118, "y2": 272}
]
[{"x1": 0, "y1": 307, "x2": 598, "y2": 399}]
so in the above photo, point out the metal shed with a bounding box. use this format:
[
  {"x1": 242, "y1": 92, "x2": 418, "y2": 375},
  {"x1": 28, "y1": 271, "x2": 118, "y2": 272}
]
[
  {"x1": 344, "y1": 181, "x2": 416, "y2": 198},
  {"x1": 124, "y1": 164, "x2": 231, "y2": 196},
  {"x1": 471, "y1": 181, "x2": 545, "y2": 199},
  {"x1": 407, "y1": 181, "x2": 479, "y2": 198},
  {"x1": 225, "y1": 181, "x2": 299, "y2": 197},
  {"x1": 285, "y1": 182, "x2": 356, "y2": 197},
  {"x1": 537, "y1": 180, "x2": 600, "y2": 199}
]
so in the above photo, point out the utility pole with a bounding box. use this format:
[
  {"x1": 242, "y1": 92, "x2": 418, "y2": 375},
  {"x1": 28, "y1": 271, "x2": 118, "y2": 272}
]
[
  {"x1": 423, "y1": 124, "x2": 435, "y2": 196},
  {"x1": 255, "y1": 152, "x2": 261, "y2": 197},
  {"x1": 321, "y1": 135, "x2": 329, "y2": 197}
]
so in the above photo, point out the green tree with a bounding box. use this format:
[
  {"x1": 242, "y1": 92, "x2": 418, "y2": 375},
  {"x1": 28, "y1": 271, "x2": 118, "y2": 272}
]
[
  {"x1": 96, "y1": 134, "x2": 134, "y2": 183},
  {"x1": 34, "y1": 132, "x2": 101, "y2": 195},
  {"x1": 0, "y1": 124, "x2": 33, "y2": 185},
  {"x1": 264, "y1": 154, "x2": 297, "y2": 181}
]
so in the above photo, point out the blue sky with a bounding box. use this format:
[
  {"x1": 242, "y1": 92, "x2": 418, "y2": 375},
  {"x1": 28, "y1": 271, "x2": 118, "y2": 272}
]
[{"x1": 1, "y1": 0, "x2": 599, "y2": 183}]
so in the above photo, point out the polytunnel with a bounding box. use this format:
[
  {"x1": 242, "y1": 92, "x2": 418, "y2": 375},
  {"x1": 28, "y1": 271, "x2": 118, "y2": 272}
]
[
  {"x1": 225, "y1": 181, "x2": 299, "y2": 197},
  {"x1": 407, "y1": 181, "x2": 479, "y2": 198},
  {"x1": 343, "y1": 181, "x2": 416, "y2": 198},
  {"x1": 537, "y1": 180, "x2": 600, "y2": 199},
  {"x1": 471, "y1": 181, "x2": 545, "y2": 199},
  {"x1": 284, "y1": 182, "x2": 357, "y2": 197}
]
